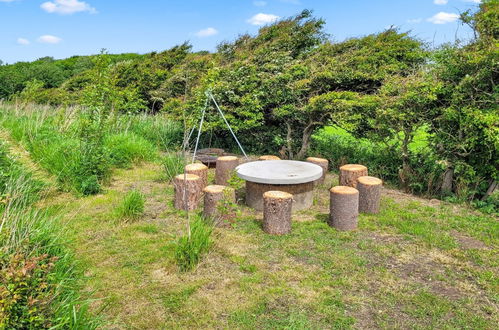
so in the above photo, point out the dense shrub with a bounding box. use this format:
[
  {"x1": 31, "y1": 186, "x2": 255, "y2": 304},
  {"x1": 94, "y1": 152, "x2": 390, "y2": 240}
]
[{"x1": 311, "y1": 126, "x2": 444, "y2": 195}]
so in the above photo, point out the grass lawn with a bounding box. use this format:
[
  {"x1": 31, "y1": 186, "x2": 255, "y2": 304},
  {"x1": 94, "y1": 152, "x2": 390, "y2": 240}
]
[{"x1": 38, "y1": 162, "x2": 498, "y2": 329}]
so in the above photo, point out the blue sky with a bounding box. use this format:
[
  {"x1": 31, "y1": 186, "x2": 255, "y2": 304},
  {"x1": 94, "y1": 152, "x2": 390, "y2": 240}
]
[{"x1": 0, "y1": 0, "x2": 482, "y2": 64}]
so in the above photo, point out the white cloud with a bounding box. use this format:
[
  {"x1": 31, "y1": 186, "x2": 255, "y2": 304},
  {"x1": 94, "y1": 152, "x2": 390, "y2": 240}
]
[
  {"x1": 253, "y1": 1, "x2": 266, "y2": 6},
  {"x1": 247, "y1": 13, "x2": 280, "y2": 26},
  {"x1": 41, "y1": 0, "x2": 96, "y2": 15},
  {"x1": 407, "y1": 18, "x2": 423, "y2": 24},
  {"x1": 434, "y1": 0, "x2": 448, "y2": 5},
  {"x1": 37, "y1": 35, "x2": 62, "y2": 44},
  {"x1": 427, "y1": 12, "x2": 459, "y2": 24},
  {"x1": 195, "y1": 27, "x2": 218, "y2": 37},
  {"x1": 17, "y1": 38, "x2": 30, "y2": 45}
]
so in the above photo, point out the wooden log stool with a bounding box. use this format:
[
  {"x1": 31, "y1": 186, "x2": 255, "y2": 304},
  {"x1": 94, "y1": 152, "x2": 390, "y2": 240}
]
[
  {"x1": 357, "y1": 176, "x2": 383, "y2": 214},
  {"x1": 173, "y1": 174, "x2": 202, "y2": 211},
  {"x1": 215, "y1": 156, "x2": 239, "y2": 185},
  {"x1": 262, "y1": 191, "x2": 293, "y2": 235},
  {"x1": 185, "y1": 163, "x2": 208, "y2": 188},
  {"x1": 203, "y1": 185, "x2": 236, "y2": 226},
  {"x1": 306, "y1": 157, "x2": 329, "y2": 185},
  {"x1": 329, "y1": 186, "x2": 359, "y2": 231},
  {"x1": 339, "y1": 164, "x2": 368, "y2": 188},
  {"x1": 259, "y1": 155, "x2": 281, "y2": 161}
]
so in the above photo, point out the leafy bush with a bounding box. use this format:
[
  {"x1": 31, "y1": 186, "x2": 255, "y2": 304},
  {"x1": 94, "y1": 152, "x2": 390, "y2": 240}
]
[
  {"x1": 174, "y1": 216, "x2": 213, "y2": 272},
  {"x1": 105, "y1": 132, "x2": 157, "y2": 168},
  {"x1": 116, "y1": 190, "x2": 145, "y2": 220}
]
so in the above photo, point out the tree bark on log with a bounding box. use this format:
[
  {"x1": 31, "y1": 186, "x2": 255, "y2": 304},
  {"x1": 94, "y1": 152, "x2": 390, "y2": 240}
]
[
  {"x1": 258, "y1": 155, "x2": 281, "y2": 161},
  {"x1": 306, "y1": 157, "x2": 329, "y2": 185},
  {"x1": 203, "y1": 185, "x2": 236, "y2": 227},
  {"x1": 357, "y1": 176, "x2": 382, "y2": 214},
  {"x1": 215, "y1": 156, "x2": 239, "y2": 185},
  {"x1": 263, "y1": 191, "x2": 293, "y2": 235},
  {"x1": 339, "y1": 164, "x2": 368, "y2": 188},
  {"x1": 185, "y1": 163, "x2": 208, "y2": 188},
  {"x1": 173, "y1": 174, "x2": 202, "y2": 211},
  {"x1": 329, "y1": 186, "x2": 359, "y2": 231}
]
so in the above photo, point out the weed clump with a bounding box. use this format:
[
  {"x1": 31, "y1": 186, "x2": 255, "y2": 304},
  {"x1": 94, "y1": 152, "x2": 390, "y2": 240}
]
[
  {"x1": 116, "y1": 190, "x2": 145, "y2": 220},
  {"x1": 174, "y1": 216, "x2": 213, "y2": 272}
]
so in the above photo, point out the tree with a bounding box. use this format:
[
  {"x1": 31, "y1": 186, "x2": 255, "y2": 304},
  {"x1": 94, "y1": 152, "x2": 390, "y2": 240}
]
[
  {"x1": 429, "y1": 0, "x2": 498, "y2": 199},
  {"x1": 374, "y1": 72, "x2": 443, "y2": 190}
]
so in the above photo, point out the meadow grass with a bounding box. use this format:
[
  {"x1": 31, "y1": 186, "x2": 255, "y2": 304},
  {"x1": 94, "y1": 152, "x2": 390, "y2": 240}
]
[{"x1": 50, "y1": 163, "x2": 498, "y2": 329}]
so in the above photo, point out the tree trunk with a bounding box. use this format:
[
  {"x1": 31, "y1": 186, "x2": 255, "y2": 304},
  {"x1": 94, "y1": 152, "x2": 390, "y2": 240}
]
[
  {"x1": 329, "y1": 186, "x2": 359, "y2": 231},
  {"x1": 339, "y1": 164, "x2": 368, "y2": 188},
  {"x1": 357, "y1": 176, "x2": 383, "y2": 214},
  {"x1": 296, "y1": 124, "x2": 315, "y2": 160},
  {"x1": 482, "y1": 180, "x2": 498, "y2": 201},
  {"x1": 286, "y1": 121, "x2": 294, "y2": 159},
  {"x1": 263, "y1": 191, "x2": 293, "y2": 235},
  {"x1": 215, "y1": 156, "x2": 239, "y2": 185},
  {"x1": 174, "y1": 174, "x2": 202, "y2": 211},
  {"x1": 441, "y1": 168, "x2": 454, "y2": 195}
]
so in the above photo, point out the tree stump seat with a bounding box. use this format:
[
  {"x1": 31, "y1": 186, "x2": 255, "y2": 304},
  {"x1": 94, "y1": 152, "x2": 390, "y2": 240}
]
[
  {"x1": 306, "y1": 157, "x2": 329, "y2": 185},
  {"x1": 357, "y1": 176, "x2": 383, "y2": 214},
  {"x1": 339, "y1": 164, "x2": 368, "y2": 188},
  {"x1": 263, "y1": 190, "x2": 293, "y2": 235},
  {"x1": 203, "y1": 185, "x2": 236, "y2": 227},
  {"x1": 173, "y1": 174, "x2": 202, "y2": 211},
  {"x1": 185, "y1": 163, "x2": 208, "y2": 188},
  {"x1": 329, "y1": 185, "x2": 359, "y2": 231},
  {"x1": 215, "y1": 156, "x2": 239, "y2": 185}
]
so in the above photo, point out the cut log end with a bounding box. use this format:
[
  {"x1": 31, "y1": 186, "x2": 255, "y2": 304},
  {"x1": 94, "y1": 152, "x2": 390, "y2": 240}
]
[
  {"x1": 306, "y1": 157, "x2": 328, "y2": 164},
  {"x1": 263, "y1": 190, "x2": 293, "y2": 200},
  {"x1": 358, "y1": 176, "x2": 382, "y2": 186},
  {"x1": 330, "y1": 186, "x2": 358, "y2": 195},
  {"x1": 218, "y1": 156, "x2": 238, "y2": 162},
  {"x1": 185, "y1": 163, "x2": 208, "y2": 171},
  {"x1": 259, "y1": 155, "x2": 281, "y2": 161},
  {"x1": 174, "y1": 174, "x2": 200, "y2": 181},
  {"x1": 203, "y1": 184, "x2": 226, "y2": 194},
  {"x1": 340, "y1": 164, "x2": 367, "y2": 172}
]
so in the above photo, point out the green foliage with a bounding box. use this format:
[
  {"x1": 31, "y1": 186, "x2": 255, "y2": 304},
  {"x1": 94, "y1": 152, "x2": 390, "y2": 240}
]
[
  {"x1": 174, "y1": 216, "x2": 213, "y2": 272},
  {"x1": 116, "y1": 190, "x2": 145, "y2": 220}
]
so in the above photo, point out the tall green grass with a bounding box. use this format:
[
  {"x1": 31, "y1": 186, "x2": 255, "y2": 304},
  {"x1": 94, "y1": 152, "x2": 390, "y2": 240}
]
[
  {"x1": 174, "y1": 216, "x2": 213, "y2": 272},
  {"x1": 115, "y1": 190, "x2": 145, "y2": 221},
  {"x1": 0, "y1": 104, "x2": 181, "y2": 195},
  {"x1": 0, "y1": 142, "x2": 96, "y2": 328}
]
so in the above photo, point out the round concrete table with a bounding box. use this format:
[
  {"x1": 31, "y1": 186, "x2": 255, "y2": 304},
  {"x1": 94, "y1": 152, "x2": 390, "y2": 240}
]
[{"x1": 236, "y1": 160, "x2": 323, "y2": 211}]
